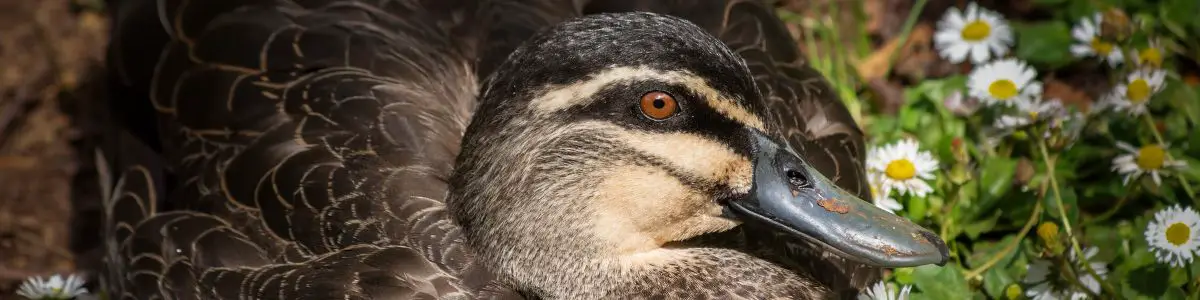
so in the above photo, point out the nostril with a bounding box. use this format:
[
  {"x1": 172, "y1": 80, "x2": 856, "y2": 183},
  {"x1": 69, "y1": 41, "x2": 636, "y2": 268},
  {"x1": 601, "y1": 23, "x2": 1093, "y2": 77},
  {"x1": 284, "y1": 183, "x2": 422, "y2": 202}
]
[{"x1": 785, "y1": 169, "x2": 808, "y2": 188}]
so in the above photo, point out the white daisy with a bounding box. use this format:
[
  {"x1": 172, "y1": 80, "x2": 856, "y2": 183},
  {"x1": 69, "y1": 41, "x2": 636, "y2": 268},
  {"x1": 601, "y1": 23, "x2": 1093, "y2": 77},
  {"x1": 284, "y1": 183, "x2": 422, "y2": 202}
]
[
  {"x1": 1052, "y1": 110, "x2": 1088, "y2": 145},
  {"x1": 16, "y1": 274, "x2": 89, "y2": 300},
  {"x1": 933, "y1": 2, "x2": 1014, "y2": 64},
  {"x1": 1023, "y1": 246, "x2": 1108, "y2": 300},
  {"x1": 858, "y1": 281, "x2": 913, "y2": 300},
  {"x1": 868, "y1": 173, "x2": 903, "y2": 214},
  {"x1": 1111, "y1": 141, "x2": 1188, "y2": 186},
  {"x1": 1145, "y1": 205, "x2": 1200, "y2": 268},
  {"x1": 968, "y1": 58, "x2": 1042, "y2": 107},
  {"x1": 866, "y1": 139, "x2": 939, "y2": 197},
  {"x1": 993, "y1": 98, "x2": 1066, "y2": 130},
  {"x1": 1070, "y1": 12, "x2": 1124, "y2": 67},
  {"x1": 1087, "y1": 95, "x2": 1117, "y2": 115},
  {"x1": 1017, "y1": 97, "x2": 1067, "y2": 118},
  {"x1": 993, "y1": 115, "x2": 1031, "y2": 130},
  {"x1": 1108, "y1": 69, "x2": 1167, "y2": 115}
]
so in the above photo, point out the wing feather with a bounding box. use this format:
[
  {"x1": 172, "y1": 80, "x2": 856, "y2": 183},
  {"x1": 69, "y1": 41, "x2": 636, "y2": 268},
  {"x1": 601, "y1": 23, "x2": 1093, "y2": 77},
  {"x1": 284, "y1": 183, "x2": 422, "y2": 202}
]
[{"x1": 103, "y1": 0, "x2": 509, "y2": 298}]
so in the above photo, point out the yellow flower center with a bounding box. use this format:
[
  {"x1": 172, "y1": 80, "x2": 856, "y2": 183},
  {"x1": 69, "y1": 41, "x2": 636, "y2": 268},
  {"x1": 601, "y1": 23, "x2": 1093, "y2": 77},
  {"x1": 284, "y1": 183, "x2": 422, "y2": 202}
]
[
  {"x1": 1138, "y1": 48, "x2": 1163, "y2": 67},
  {"x1": 960, "y1": 21, "x2": 992, "y2": 42},
  {"x1": 1166, "y1": 222, "x2": 1191, "y2": 246},
  {"x1": 988, "y1": 79, "x2": 1018, "y2": 100},
  {"x1": 1136, "y1": 145, "x2": 1166, "y2": 170},
  {"x1": 1037, "y1": 221, "x2": 1059, "y2": 242},
  {"x1": 1126, "y1": 78, "x2": 1152, "y2": 103},
  {"x1": 1090, "y1": 38, "x2": 1114, "y2": 55},
  {"x1": 885, "y1": 159, "x2": 917, "y2": 180}
]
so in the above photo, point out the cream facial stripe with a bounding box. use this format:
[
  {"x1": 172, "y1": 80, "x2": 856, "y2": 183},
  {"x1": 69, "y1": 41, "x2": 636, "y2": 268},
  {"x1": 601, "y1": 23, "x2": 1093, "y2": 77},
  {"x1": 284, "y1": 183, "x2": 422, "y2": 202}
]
[
  {"x1": 570, "y1": 121, "x2": 751, "y2": 194},
  {"x1": 529, "y1": 66, "x2": 766, "y2": 131}
]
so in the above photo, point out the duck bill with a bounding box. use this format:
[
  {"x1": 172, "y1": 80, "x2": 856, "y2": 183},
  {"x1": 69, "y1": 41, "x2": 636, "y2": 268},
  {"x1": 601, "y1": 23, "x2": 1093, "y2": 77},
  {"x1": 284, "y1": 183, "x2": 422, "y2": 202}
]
[{"x1": 726, "y1": 129, "x2": 949, "y2": 268}]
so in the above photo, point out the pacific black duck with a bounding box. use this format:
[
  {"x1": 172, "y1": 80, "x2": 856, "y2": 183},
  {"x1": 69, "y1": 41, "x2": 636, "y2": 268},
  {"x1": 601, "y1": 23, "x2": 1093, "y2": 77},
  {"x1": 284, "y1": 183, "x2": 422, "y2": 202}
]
[{"x1": 98, "y1": 0, "x2": 950, "y2": 299}]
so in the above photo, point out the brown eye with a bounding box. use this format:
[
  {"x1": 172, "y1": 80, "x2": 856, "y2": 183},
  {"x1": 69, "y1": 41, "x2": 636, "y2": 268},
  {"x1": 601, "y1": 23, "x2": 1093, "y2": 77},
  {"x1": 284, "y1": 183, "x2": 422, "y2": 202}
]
[{"x1": 639, "y1": 91, "x2": 678, "y2": 120}]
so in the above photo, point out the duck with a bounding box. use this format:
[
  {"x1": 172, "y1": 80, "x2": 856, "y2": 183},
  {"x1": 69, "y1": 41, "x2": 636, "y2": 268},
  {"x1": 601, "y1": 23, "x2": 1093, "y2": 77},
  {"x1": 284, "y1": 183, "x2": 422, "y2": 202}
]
[{"x1": 97, "y1": 0, "x2": 950, "y2": 299}]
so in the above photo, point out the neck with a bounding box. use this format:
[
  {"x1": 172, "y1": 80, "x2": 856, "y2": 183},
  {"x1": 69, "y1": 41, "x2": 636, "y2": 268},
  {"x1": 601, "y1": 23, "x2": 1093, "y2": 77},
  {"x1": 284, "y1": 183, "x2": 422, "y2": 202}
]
[{"x1": 506, "y1": 247, "x2": 831, "y2": 299}]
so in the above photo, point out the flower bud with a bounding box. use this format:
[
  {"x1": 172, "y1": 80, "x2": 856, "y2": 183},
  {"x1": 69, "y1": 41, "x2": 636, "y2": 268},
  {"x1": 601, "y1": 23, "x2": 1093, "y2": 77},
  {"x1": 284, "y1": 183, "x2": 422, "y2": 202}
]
[
  {"x1": 1005, "y1": 283, "x2": 1023, "y2": 299},
  {"x1": 1037, "y1": 221, "x2": 1059, "y2": 242},
  {"x1": 1100, "y1": 8, "x2": 1132, "y2": 42},
  {"x1": 1037, "y1": 221, "x2": 1064, "y2": 255},
  {"x1": 1012, "y1": 130, "x2": 1028, "y2": 140}
]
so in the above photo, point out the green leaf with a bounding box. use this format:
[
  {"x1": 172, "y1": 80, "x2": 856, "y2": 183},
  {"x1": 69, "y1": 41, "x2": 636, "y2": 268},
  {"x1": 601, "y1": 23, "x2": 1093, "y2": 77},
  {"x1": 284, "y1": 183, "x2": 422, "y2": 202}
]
[
  {"x1": 908, "y1": 76, "x2": 968, "y2": 108},
  {"x1": 868, "y1": 115, "x2": 900, "y2": 139},
  {"x1": 963, "y1": 211, "x2": 1002, "y2": 239},
  {"x1": 906, "y1": 194, "x2": 929, "y2": 223},
  {"x1": 967, "y1": 234, "x2": 1020, "y2": 269},
  {"x1": 1169, "y1": 265, "x2": 1189, "y2": 287},
  {"x1": 1188, "y1": 133, "x2": 1200, "y2": 159},
  {"x1": 1012, "y1": 21, "x2": 1076, "y2": 69},
  {"x1": 898, "y1": 105, "x2": 926, "y2": 132},
  {"x1": 1032, "y1": 0, "x2": 1068, "y2": 5},
  {"x1": 976, "y1": 157, "x2": 1017, "y2": 216},
  {"x1": 1160, "y1": 79, "x2": 1200, "y2": 126},
  {"x1": 982, "y1": 267, "x2": 1015, "y2": 299},
  {"x1": 911, "y1": 265, "x2": 971, "y2": 300},
  {"x1": 1161, "y1": 287, "x2": 1187, "y2": 300},
  {"x1": 1117, "y1": 239, "x2": 1158, "y2": 276},
  {"x1": 894, "y1": 267, "x2": 916, "y2": 285},
  {"x1": 1126, "y1": 264, "x2": 1171, "y2": 298},
  {"x1": 1043, "y1": 187, "x2": 1080, "y2": 222},
  {"x1": 1160, "y1": 0, "x2": 1200, "y2": 38},
  {"x1": 1191, "y1": 259, "x2": 1200, "y2": 279},
  {"x1": 1083, "y1": 225, "x2": 1121, "y2": 263}
]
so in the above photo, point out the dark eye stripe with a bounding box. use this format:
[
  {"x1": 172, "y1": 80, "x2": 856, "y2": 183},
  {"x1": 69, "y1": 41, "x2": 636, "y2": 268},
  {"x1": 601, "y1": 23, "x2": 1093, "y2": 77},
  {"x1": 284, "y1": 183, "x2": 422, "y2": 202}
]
[
  {"x1": 613, "y1": 147, "x2": 727, "y2": 196},
  {"x1": 567, "y1": 80, "x2": 754, "y2": 160}
]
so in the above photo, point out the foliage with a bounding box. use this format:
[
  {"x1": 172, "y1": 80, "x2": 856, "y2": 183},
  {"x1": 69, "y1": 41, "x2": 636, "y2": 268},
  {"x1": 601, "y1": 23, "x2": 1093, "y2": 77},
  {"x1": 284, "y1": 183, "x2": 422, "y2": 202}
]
[{"x1": 789, "y1": 0, "x2": 1200, "y2": 298}]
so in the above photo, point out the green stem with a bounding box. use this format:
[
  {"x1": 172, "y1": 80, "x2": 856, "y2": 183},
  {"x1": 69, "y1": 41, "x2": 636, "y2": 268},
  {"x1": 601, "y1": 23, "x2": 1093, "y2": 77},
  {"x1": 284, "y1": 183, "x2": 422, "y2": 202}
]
[
  {"x1": 1140, "y1": 113, "x2": 1198, "y2": 203},
  {"x1": 1037, "y1": 140, "x2": 1076, "y2": 244},
  {"x1": 962, "y1": 201, "x2": 1042, "y2": 279},
  {"x1": 881, "y1": 0, "x2": 928, "y2": 79},
  {"x1": 1038, "y1": 139, "x2": 1119, "y2": 297},
  {"x1": 1188, "y1": 270, "x2": 1197, "y2": 298},
  {"x1": 940, "y1": 184, "x2": 963, "y2": 239}
]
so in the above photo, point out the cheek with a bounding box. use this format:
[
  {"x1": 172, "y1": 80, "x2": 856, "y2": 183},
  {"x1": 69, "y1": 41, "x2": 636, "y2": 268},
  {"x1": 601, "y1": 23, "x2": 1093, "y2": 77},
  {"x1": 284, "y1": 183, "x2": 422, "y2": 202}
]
[
  {"x1": 715, "y1": 159, "x2": 753, "y2": 195},
  {"x1": 598, "y1": 166, "x2": 711, "y2": 226},
  {"x1": 590, "y1": 166, "x2": 735, "y2": 254},
  {"x1": 615, "y1": 132, "x2": 753, "y2": 193}
]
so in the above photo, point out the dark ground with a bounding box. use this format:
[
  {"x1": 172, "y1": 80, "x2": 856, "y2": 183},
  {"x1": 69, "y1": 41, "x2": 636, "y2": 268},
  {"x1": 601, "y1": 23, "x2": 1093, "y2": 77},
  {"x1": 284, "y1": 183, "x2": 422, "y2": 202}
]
[{"x1": 0, "y1": 0, "x2": 109, "y2": 298}]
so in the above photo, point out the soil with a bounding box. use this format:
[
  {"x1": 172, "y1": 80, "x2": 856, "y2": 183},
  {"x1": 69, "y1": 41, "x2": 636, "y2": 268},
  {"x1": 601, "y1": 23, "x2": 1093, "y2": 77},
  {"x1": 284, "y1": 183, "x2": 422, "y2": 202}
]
[{"x1": 0, "y1": 0, "x2": 109, "y2": 298}]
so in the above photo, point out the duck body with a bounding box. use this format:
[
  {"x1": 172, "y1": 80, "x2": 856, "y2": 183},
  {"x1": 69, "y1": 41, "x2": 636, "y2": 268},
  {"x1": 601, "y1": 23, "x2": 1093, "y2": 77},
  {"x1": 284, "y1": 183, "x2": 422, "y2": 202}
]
[{"x1": 101, "y1": 1, "x2": 947, "y2": 299}]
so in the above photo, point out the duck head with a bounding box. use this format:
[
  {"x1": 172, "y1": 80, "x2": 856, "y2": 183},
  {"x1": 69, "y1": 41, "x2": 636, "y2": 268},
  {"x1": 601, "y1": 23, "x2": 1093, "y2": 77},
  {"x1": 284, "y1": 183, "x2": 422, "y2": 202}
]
[{"x1": 448, "y1": 11, "x2": 948, "y2": 297}]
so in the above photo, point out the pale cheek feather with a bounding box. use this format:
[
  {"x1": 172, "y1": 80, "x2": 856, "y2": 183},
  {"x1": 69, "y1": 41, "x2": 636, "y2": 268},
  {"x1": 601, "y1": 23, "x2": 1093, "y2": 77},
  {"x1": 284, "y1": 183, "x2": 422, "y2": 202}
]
[
  {"x1": 614, "y1": 130, "x2": 753, "y2": 194},
  {"x1": 590, "y1": 165, "x2": 740, "y2": 256}
]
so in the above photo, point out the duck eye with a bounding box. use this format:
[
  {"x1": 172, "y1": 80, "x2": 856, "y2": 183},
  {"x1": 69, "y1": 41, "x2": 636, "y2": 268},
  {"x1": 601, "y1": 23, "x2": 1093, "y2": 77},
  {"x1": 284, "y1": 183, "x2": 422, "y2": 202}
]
[
  {"x1": 639, "y1": 91, "x2": 678, "y2": 120},
  {"x1": 786, "y1": 169, "x2": 810, "y2": 188}
]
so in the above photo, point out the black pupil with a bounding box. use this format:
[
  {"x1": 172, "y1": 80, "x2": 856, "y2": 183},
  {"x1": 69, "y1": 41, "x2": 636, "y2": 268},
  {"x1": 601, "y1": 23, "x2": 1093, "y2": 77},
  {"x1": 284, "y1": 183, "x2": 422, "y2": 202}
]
[
  {"x1": 652, "y1": 98, "x2": 665, "y2": 109},
  {"x1": 786, "y1": 169, "x2": 808, "y2": 187}
]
